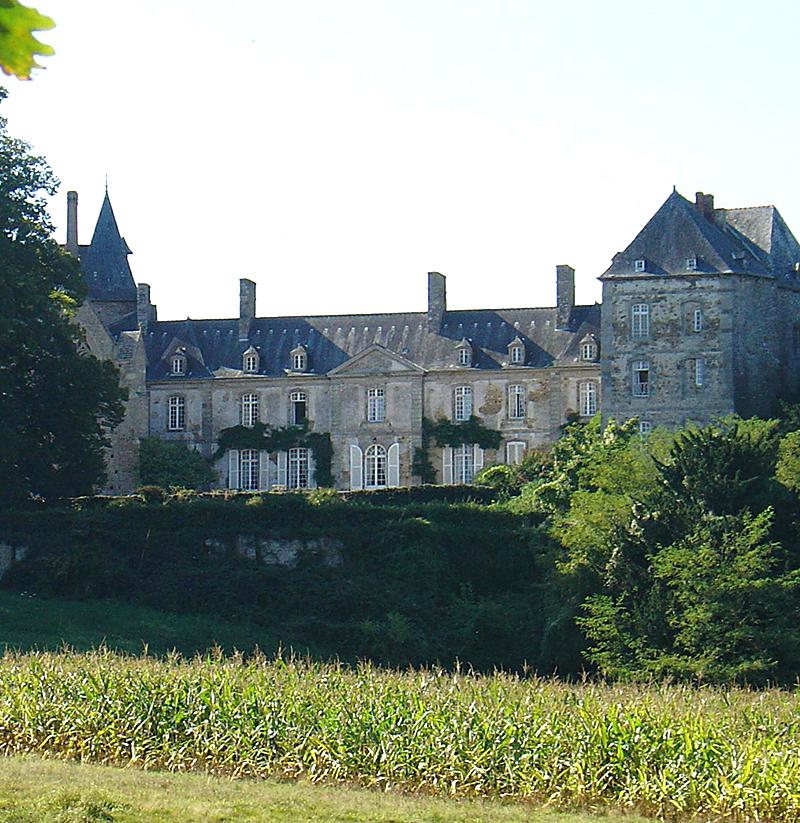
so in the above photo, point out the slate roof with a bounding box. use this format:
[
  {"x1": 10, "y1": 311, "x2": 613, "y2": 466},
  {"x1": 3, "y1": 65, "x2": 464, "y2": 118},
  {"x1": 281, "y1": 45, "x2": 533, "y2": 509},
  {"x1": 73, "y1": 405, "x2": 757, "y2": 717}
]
[
  {"x1": 144, "y1": 305, "x2": 600, "y2": 380},
  {"x1": 602, "y1": 189, "x2": 800, "y2": 279},
  {"x1": 79, "y1": 192, "x2": 137, "y2": 302}
]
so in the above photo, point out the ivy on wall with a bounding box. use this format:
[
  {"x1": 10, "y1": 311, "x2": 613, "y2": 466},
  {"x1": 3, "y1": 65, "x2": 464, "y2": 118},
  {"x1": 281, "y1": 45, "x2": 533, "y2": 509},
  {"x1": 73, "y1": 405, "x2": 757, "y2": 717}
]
[
  {"x1": 213, "y1": 422, "x2": 333, "y2": 487},
  {"x1": 412, "y1": 417, "x2": 502, "y2": 482}
]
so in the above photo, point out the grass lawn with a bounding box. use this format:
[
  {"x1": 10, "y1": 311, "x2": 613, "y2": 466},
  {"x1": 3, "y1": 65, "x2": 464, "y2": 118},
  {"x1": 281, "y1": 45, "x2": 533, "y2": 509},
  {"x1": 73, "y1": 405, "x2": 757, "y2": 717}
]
[{"x1": 0, "y1": 756, "x2": 654, "y2": 823}]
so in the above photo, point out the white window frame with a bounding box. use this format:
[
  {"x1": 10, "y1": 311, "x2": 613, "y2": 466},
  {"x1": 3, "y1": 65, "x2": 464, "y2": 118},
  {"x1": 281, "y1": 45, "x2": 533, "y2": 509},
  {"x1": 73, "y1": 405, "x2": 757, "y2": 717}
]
[
  {"x1": 509, "y1": 345, "x2": 523, "y2": 365},
  {"x1": 580, "y1": 342, "x2": 596, "y2": 361},
  {"x1": 692, "y1": 308, "x2": 703, "y2": 333},
  {"x1": 167, "y1": 395, "x2": 185, "y2": 431},
  {"x1": 241, "y1": 393, "x2": 259, "y2": 428},
  {"x1": 289, "y1": 390, "x2": 307, "y2": 425},
  {"x1": 579, "y1": 381, "x2": 597, "y2": 416},
  {"x1": 631, "y1": 304, "x2": 650, "y2": 339},
  {"x1": 508, "y1": 384, "x2": 525, "y2": 420},
  {"x1": 506, "y1": 441, "x2": 526, "y2": 466},
  {"x1": 634, "y1": 258, "x2": 646, "y2": 273},
  {"x1": 171, "y1": 354, "x2": 186, "y2": 375},
  {"x1": 694, "y1": 358, "x2": 704, "y2": 387},
  {"x1": 288, "y1": 447, "x2": 310, "y2": 489},
  {"x1": 367, "y1": 387, "x2": 385, "y2": 423},
  {"x1": 453, "y1": 444, "x2": 475, "y2": 484},
  {"x1": 639, "y1": 420, "x2": 653, "y2": 435},
  {"x1": 454, "y1": 385, "x2": 473, "y2": 422},
  {"x1": 364, "y1": 444, "x2": 388, "y2": 489},
  {"x1": 458, "y1": 346, "x2": 471, "y2": 367},
  {"x1": 240, "y1": 448, "x2": 260, "y2": 491},
  {"x1": 632, "y1": 360, "x2": 650, "y2": 397},
  {"x1": 292, "y1": 351, "x2": 306, "y2": 372},
  {"x1": 243, "y1": 352, "x2": 258, "y2": 373},
  {"x1": 686, "y1": 257, "x2": 698, "y2": 272}
]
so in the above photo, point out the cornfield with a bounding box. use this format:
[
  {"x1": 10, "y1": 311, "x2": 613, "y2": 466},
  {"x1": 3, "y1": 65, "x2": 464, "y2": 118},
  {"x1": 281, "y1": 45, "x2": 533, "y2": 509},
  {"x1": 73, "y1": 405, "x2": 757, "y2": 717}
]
[{"x1": 0, "y1": 650, "x2": 798, "y2": 821}]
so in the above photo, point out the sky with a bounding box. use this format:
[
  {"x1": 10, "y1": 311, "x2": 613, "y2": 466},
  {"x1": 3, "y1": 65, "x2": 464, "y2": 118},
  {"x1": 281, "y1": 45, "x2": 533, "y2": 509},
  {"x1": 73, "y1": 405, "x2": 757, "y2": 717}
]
[{"x1": 4, "y1": 0, "x2": 800, "y2": 321}]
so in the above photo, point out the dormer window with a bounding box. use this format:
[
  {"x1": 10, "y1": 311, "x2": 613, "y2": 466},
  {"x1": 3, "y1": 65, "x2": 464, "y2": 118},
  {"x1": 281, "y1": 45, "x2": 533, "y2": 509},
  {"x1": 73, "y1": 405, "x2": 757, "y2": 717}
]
[
  {"x1": 686, "y1": 257, "x2": 698, "y2": 272},
  {"x1": 634, "y1": 259, "x2": 646, "y2": 273},
  {"x1": 507, "y1": 337, "x2": 524, "y2": 366},
  {"x1": 242, "y1": 347, "x2": 259, "y2": 374},
  {"x1": 456, "y1": 340, "x2": 472, "y2": 368},
  {"x1": 290, "y1": 345, "x2": 307, "y2": 373},
  {"x1": 171, "y1": 354, "x2": 186, "y2": 375},
  {"x1": 580, "y1": 336, "x2": 598, "y2": 361}
]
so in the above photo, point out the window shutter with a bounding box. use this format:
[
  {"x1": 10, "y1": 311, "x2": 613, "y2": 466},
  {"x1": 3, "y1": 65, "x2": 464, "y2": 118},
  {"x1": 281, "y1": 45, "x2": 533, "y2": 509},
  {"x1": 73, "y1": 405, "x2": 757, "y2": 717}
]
[
  {"x1": 259, "y1": 450, "x2": 270, "y2": 491},
  {"x1": 228, "y1": 449, "x2": 240, "y2": 490},
  {"x1": 387, "y1": 443, "x2": 400, "y2": 488},
  {"x1": 277, "y1": 451, "x2": 288, "y2": 487},
  {"x1": 308, "y1": 450, "x2": 317, "y2": 489},
  {"x1": 473, "y1": 444, "x2": 484, "y2": 475},
  {"x1": 350, "y1": 444, "x2": 363, "y2": 491},
  {"x1": 442, "y1": 447, "x2": 453, "y2": 485}
]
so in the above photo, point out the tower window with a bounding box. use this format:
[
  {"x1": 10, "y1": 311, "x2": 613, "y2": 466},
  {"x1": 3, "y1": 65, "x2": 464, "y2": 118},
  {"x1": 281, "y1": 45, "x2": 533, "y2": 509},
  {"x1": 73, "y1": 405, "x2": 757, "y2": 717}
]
[
  {"x1": 579, "y1": 381, "x2": 597, "y2": 416},
  {"x1": 632, "y1": 360, "x2": 650, "y2": 397},
  {"x1": 692, "y1": 308, "x2": 703, "y2": 333},
  {"x1": 631, "y1": 304, "x2": 650, "y2": 338}
]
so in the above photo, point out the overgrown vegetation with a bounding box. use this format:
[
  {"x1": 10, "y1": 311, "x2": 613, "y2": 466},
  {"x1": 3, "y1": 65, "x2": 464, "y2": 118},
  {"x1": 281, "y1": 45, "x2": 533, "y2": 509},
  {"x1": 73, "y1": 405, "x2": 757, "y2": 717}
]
[{"x1": 138, "y1": 437, "x2": 216, "y2": 490}]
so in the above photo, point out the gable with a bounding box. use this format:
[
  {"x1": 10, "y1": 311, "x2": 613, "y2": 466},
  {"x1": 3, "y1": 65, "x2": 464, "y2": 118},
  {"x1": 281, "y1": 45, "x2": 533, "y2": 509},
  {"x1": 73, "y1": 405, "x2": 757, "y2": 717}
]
[{"x1": 327, "y1": 344, "x2": 424, "y2": 376}]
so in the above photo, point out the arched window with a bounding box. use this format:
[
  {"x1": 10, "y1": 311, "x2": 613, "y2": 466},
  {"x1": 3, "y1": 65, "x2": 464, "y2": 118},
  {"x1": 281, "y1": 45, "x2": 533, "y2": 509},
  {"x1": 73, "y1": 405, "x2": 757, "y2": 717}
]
[
  {"x1": 241, "y1": 393, "x2": 259, "y2": 427},
  {"x1": 454, "y1": 386, "x2": 473, "y2": 421},
  {"x1": 508, "y1": 384, "x2": 525, "y2": 419},
  {"x1": 290, "y1": 390, "x2": 307, "y2": 425},
  {"x1": 171, "y1": 354, "x2": 186, "y2": 375},
  {"x1": 167, "y1": 395, "x2": 185, "y2": 431},
  {"x1": 364, "y1": 444, "x2": 387, "y2": 488}
]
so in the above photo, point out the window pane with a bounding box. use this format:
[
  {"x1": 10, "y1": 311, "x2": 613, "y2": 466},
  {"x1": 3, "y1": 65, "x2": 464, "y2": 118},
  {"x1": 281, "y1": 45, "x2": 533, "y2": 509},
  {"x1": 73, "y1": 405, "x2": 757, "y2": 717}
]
[
  {"x1": 240, "y1": 449, "x2": 259, "y2": 491},
  {"x1": 367, "y1": 388, "x2": 385, "y2": 422},
  {"x1": 631, "y1": 304, "x2": 649, "y2": 338},
  {"x1": 454, "y1": 386, "x2": 472, "y2": 421},
  {"x1": 453, "y1": 444, "x2": 474, "y2": 483},
  {"x1": 579, "y1": 382, "x2": 597, "y2": 416},
  {"x1": 288, "y1": 447, "x2": 309, "y2": 489},
  {"x1": 365, "y1": 445, "x2": 387, "y2": 488},
  {"x1": 241, "y1": 394, "x2": 259, "y2": 427}
]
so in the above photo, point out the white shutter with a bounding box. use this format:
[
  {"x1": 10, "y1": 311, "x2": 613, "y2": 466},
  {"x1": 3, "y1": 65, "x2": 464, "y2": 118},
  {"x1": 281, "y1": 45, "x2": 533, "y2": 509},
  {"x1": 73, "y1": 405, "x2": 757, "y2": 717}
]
[
  {"x1": 277, "y1": 451, "x2": 288, "y2": 488},
  {"x1": 350, "y1": 444, "x2": 363, "y2": 491},
  {"x1": 308, "y1": 450, "x2": 317, "y2": 489},
  {"x1": 258, "y1": 450, "x2": 270, "y2": 491},
  {"x1": 442, "y1": 447, "x2": 453, "y2": 485},
  {"x1": 387, "y1": 443, "x2": 400, "y2": 488},
  {"x1": 473, "y1": 444, "x2": 484, "y2": 477},
  {"x1": 228, "y1": 449, "x2": 240, "y2": 490}
]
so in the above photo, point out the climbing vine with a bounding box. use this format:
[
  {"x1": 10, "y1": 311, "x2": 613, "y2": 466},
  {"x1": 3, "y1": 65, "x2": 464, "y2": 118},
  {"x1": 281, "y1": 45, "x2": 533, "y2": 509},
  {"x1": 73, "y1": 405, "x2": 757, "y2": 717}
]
[
  {"x1": 412, "y1": 417, "x2": 502, "y2": 482},
  {"x1": 214, "y1": 422, "x2": 333, "y2": 487}
]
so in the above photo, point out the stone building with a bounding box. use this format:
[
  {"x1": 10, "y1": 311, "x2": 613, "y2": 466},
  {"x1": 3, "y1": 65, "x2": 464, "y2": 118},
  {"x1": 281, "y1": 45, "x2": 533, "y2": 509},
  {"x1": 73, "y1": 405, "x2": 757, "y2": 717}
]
[{"x1": 69, "y1": 186, "x2": 800, "y2": 493}]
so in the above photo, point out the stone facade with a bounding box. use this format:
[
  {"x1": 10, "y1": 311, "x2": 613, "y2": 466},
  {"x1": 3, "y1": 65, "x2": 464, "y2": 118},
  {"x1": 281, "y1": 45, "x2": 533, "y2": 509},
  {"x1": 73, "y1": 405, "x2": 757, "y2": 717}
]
[{"x1": 69, "y1": 187, "x2": 800, "y2": 493}]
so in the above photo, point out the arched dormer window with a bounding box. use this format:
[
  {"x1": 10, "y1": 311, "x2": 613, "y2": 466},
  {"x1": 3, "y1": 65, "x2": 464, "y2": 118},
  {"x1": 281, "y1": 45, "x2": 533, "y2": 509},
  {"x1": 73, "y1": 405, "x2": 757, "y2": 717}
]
[
  {"x1": 580, "y1": 334, "x2": 598, "y2": 361},
  {"x1": 456, "y1": 339, "x2": 472, "y2": 368},
  {"x1": 171, "y1": 352, "x2": 186, "y2": 376},
  {"x1": 507, "y1": 336, "x2": 525, "y2": 366},
  {"x1": 290, "y1": 344, "x2": 307, "y2": 373},
  {"x1": 242, "y1": 346, "x2": 259, "y2": 374}
]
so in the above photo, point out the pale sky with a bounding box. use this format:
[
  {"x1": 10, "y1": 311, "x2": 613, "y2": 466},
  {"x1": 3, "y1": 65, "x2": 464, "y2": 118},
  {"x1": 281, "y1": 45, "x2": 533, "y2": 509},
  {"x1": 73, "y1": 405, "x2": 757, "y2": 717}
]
[{"x1": 5, "y1": 1, "x2": 800, "y2": 321}]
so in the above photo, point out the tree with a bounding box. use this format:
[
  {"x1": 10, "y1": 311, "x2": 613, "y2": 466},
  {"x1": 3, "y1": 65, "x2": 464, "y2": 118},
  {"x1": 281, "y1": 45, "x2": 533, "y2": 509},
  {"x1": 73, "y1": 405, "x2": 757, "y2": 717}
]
[
  {"x1": 0, "y1": 1, "x2": 54, "y2": 79},
  {"x1": 0, "y1": 87, "x2": 125, "y2": 506},
  {"x1": 138, "y1": 438, "x2": 216, "y2": 491}
]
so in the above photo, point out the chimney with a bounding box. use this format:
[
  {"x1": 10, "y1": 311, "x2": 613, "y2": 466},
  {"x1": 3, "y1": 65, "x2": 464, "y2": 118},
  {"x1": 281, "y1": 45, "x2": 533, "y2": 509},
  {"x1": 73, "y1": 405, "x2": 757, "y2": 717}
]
[
  {"x1": 695, "y1": 191, "x2": 714, "y2": 220},
  {"x1": 556, "y1": 264, "x2": 575, "y2": 329},
  {"x1": 239, "y1": 278, "x2": 256, "y2": 340},
  {"x1": 427, "y1": 272, "x2": 446, "y2": 331},
  {"x1": 136, "y1": 283, "x2": 152, "y2": 332},
  {"x1": 66, "y1": 190, "x2": 79, "y2": 255}
]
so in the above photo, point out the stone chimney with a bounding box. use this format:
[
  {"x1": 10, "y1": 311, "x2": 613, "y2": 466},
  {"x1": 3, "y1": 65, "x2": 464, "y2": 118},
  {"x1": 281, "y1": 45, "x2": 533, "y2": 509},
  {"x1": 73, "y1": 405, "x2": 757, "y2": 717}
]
[
  {"x1": 695, "y1": 192, "x2": 714, "y2": 220},
  {"x1": 556, "y1": 264, "x2": 575, "y2": 329},
  {"x1": 136, "y1": 283, "x2": 152, "y2": 332},
  {"x1": 239, "y1": 278, "x2": 256, "y2": 340},
  {"x1": 427, "y1": 272, "x2": 446, "y2": 332},
  {"x1": 66, "y1": 190, "x2": 79, "y2": 256}
]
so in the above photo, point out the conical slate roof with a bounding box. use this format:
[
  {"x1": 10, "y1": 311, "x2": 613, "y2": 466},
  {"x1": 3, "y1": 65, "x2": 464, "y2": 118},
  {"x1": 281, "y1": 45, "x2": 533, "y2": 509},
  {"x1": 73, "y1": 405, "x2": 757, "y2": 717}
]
[{"x1": 80, "y1": 192, "x2": 136, "y2": 301}]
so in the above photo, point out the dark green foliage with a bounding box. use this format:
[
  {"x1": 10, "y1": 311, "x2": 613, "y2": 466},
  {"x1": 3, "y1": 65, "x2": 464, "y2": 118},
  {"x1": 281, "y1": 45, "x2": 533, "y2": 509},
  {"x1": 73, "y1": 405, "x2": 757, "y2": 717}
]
[
  {"x1": 424, "y1": 416, "x2": 502, "y2": 450},
  {"x1": 138, "y1": 437, "x2": 215, "y2": 490},
  {"x1": 0, "y1": 88, "x2": 125, "y2": 507}
]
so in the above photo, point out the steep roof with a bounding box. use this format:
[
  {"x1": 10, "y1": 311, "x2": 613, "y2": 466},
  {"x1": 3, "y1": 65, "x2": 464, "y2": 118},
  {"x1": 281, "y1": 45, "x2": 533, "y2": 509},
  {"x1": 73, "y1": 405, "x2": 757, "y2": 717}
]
[
  {"x1": 144, "y1": 304, "x2": 600, "y2": 380},
  {"x1": 602, "y1": 189, "x2": 800, "y2": 279},
  {"x1": 79, "y1": 192, "x2": 137, "y2": 301}
]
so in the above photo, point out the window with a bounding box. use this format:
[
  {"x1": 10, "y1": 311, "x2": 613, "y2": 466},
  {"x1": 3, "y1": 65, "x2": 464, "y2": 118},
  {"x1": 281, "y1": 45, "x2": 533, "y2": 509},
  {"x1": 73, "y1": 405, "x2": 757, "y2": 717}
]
[
  {"x1": 631, "y1": 304, "x2": 650, "y2": 338},
  {"x1": 580, "y1": 341, "x2": 597, "y2": 361},
  {"x1": 639, "y1": 420, "x2": 653, "y2": 435},
  {"x1": 288, "y1": 447, "x2": 310, "y2": 489},
  {"x1": 579, "y1": 381, "x2": 597, "y2": 416},
  {"x1": 634, "y1": 259, "x2": 646, "y2": 272},
  {"x1": 458, "y1": 346, "x2": 472, "y2": 367},
  {"x1": 171, "y1": 354, "x2": 186, "y2": 375},
  {"x1": 454, "y1": 386, "x2": 473, "y2": 421},
  {"x1": 686, "y1": 257, "x2": 698, "y2": 272},
  {"x1": 367, "y1": 387, "x2": 385, "y2": 423},
  {"x1": 510, "y1": 345, "x2": 523, "y2": 365},
  {"x1": 243, "y1": 352, "x2": 258, "y2": 373},
  {"x1": 694, "y1": 358, "x2": 704, "y2": 387},
  {"x1": 240, "y1": 393, "x2": 259, "y2": 427},
  {"x1": 506, "y1": 441, "x2": 526, "y2": 466},
  {"x1": 292, "y1": 352, "x2": 306, "y2": 371},
  {"x1": 364, "y1": 444, "x2": 387, "y2": 488},
  {"x1": 508, "y1": 384, "x2": 525, "y2": 420},
  {"x1": 240, "y1": 449, "x2": 259, "y2": 491},
  {"x1": 632, "y1": 360, "x2": 650, "y2": 397},
  {"x1": 692, "y1": 308, "x2": 703, "y2": 333},
  {"x1": 290, "y1": 390, "x2": 307, "y2": 425},
  {"x1": 167, "y1": 395, "x2": 185, "y2": 431},
  {"x1": 453, "y1": 444, "x2": 475, "y2": 484}
]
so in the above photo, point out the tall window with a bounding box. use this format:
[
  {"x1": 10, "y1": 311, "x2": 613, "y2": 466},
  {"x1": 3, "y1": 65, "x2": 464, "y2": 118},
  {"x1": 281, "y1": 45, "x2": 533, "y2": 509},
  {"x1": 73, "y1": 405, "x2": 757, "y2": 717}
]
[
  {"x1": 510, "y1": 345, "x2": 523, "y2": 365},
  {"x1": 288, "y1": 447, "x2": 310, "y2": 489},
  {"x1": 793, "y1": 325, "x2": 800, "y2": 356},
  {"x1": 367, "y1": 387, "x2": 385, "y2": 422},
  {"x1": 631, "y1": 304, "x2": 650, "y2": 338},
  {"x1": 364, "y1": 444, "x2": 387, "y2": 488},
  {"x1": 171, "y1": 354, "x2": 186, "y2": 375},
  {"x1": 453, "y1": 444, "x2": 474, "y2": 484},
  {"x1": 292, "y1": 351, "x2": 306, "y2": 371},
  {"x1": 240, "y1": 449, "x2": 259, "y2": 491},
  {"x1": 167, "y1": 395, "x2": 185, "y2": 431},
  {"x1": 243, "y1": 352, "x2": 258, "y2": 373},
  {"x1": 694, "y1": 358, "x2": 704, "y2": 387},
  {"x1": 632, "y1": 360, "x2": 650, "y2": 397},
  {"x1": 579, "y1": 381, "x2": 597, "y2": 416},
  {"x1": 508, "y1": 384, "x2": 525, "y2": 420},
  {"x1": 506, "y1": 441, "x2": 526, "y2": 466},
  {"x1": 241, "y1": 393, "x2": 259, "y2": 427},
  {"x1": 454, "y1": 386, "x2": 473, "y2": 421},
  {"x1": 290, "y1": 390, "x2": 307, "y2": 425},
  {"x1": 692, "y1": 308, "x2": 703, "y2": 333},
  {"x1": 580, "y1": 341, "x2": 597, "y2": 361},
  {"x1": 458, "y1": 346, "x2": 471, "y2": 367}
]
